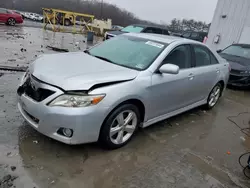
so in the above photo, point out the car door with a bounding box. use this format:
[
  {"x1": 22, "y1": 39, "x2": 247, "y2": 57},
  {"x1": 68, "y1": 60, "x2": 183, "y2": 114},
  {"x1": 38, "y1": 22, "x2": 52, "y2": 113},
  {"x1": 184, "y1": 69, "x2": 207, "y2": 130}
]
[
  {"x1": 190, "y1": 44, "x2": 220, "y2": 102},
  {"x1": 0, "y1": 8, "x2": 7, "y2": 22},
  {"x1": 149, "y1": 44, "x2": 196, "y2": 118}
]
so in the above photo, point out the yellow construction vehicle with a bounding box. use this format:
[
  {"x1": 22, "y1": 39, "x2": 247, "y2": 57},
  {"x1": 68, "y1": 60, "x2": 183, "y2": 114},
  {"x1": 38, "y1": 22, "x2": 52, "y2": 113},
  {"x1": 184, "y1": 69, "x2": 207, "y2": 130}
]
[{"x1": 42, "y1": 8, "x2": 94, "y2": 33}]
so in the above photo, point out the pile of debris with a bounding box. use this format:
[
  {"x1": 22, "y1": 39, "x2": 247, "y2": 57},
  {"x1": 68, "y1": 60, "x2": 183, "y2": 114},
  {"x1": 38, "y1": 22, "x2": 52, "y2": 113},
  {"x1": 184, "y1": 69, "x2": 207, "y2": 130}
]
[{"x1": 0, "y1": 174, "x2": 18, "y2": 188}]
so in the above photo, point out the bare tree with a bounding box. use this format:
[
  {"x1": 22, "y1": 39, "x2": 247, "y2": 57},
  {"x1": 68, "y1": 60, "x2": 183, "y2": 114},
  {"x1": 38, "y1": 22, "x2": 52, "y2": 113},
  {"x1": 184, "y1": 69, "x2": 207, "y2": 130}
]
[{"x1": 168, "y1": 18, "x2": 209, "y2": 32}]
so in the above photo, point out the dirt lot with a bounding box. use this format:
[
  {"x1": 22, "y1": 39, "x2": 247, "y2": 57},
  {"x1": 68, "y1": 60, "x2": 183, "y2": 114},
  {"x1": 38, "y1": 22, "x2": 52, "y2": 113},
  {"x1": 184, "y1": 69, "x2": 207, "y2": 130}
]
[
  {"x1": 0, "y1": 25, "x2": 250, "y2": 188},
  {"x1": 0, "y1": 24, "x2": 101, "y2": 69}
]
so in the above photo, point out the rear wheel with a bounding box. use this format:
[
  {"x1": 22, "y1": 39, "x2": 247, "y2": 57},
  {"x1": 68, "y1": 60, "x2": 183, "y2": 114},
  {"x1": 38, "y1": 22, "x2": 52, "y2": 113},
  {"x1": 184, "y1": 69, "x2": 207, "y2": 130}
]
[
  {"x1": 99, "y1": 104, "x2": 140, "y2": 149},
  {"x1": 206, "y1": 83, "x2": 222, "y2": 109},
  {"x1": 7, "y1": 18, "x2": 16, "y2": 26}
]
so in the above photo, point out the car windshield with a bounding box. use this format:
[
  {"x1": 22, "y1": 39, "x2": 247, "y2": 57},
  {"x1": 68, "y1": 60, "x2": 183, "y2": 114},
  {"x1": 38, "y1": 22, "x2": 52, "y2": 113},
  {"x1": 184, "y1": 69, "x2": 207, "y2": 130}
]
[
  {"x1": 221, "y1": 45, "x2": 250, "y2": 59},
  {"x1": 88, "y1": 35, "x2": 166, "y2": 70},
  {"x1": 121, "y1": 26, "x2": 144, "y2": 33}
]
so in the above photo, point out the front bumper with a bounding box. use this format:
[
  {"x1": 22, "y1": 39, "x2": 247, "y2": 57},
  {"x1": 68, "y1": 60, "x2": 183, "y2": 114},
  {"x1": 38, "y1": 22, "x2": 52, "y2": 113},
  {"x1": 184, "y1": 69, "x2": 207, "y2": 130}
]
[
  {"x1": 17, "y1": 76, "x2": 109, "y2": 145},
  {"x1": 228, "y1": 74, "x2": 250, "y2": 87},
  {"x1": 16, "y1": 18, "x2": 24, "y2": 24}
]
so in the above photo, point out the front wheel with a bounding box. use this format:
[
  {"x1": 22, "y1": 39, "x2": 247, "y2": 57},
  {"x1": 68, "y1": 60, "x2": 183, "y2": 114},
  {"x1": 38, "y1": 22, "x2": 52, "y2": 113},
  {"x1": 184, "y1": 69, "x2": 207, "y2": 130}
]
[
  {"x1": 7, "y1": 18, "x2": 16, "y2": 26},
  {"x1": 206, "y1": 83, "x2": 222, "y2": 109},
  {"x1": 99, "y1": 104, "x2": 140, "y2": 149}
]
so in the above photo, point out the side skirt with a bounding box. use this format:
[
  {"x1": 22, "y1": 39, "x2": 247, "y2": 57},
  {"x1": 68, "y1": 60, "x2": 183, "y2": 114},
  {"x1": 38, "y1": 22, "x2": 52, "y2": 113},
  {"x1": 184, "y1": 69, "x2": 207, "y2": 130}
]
[{"x1": 142, "y1": 99, "x2": 207, "y2": 128}]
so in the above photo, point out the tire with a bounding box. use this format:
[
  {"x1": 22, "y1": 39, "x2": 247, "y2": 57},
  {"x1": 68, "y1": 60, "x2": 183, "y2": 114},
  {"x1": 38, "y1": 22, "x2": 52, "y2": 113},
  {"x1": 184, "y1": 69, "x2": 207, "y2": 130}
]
[
  {"x1": 64, "y1": 19, "x2": 71, "y2": 26},
  {"x1": 7, "y1": 18, "x2": 16, "y2": 26},
  {"x1": 99, "y1": 104, "x2": 140, "y2": 149},
  {"x1": 205, "y1": 83, "x2": 222, "y2": 109}
]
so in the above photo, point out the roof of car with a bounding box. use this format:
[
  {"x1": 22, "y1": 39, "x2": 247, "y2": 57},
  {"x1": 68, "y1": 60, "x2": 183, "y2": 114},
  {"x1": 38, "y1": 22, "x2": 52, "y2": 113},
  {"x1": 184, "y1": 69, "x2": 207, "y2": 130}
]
[
  {"x1": 130, "y1": 24, "x2": 168, "y2": 30},
  {"x1": 124, "y1": 32, "x2": 196, "y2": 44}
]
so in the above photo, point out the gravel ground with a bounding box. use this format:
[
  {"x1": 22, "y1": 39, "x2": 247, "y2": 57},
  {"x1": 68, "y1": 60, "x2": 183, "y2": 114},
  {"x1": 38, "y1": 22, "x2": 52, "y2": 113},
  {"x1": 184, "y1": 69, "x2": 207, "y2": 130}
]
[
  {"x1": 0, "y1": 24, "x2": 101, "y2": 69},
  {"x1": 0, "y1": 25, "x2": 250, "y2": 188}
]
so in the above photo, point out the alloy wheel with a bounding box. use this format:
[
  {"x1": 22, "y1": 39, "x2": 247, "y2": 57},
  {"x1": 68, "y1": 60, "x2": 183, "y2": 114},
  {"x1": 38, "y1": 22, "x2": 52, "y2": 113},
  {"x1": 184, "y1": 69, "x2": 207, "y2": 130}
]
[
  {"x1": 109, "y1": 110, "x2": 137, "y2": 145},
  {"x1": 8, "y1": 18, "x2": 16, "y2": 26},
  {"x1": 208, "y1": 85, "x2": 221, "y2": 107}
]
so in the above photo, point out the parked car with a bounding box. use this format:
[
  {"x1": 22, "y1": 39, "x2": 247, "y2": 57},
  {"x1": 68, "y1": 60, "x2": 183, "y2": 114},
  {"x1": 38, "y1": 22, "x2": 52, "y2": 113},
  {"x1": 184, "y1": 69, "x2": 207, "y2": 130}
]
[
  {"x1": 104, "y1": 24, "x2": 169, "y2": 40},
  {"x1": 111, "y1": 25, "x2": 124, "y2": 31},
  {"x1": 0, "y1": 8, "x2": 23, "y2": 26},
  {"x1": 217, "y1": 43, "x2": 250, "y2": 88},
  {"x1": 17, "y1": 33, "x2": 229, "y2": 149},
  {"x1": 181, "y1": 31, "x2": 208, "y2": 42},
  {"x1": 33, "y1": 14, "x2": 43, "y2": 22},
  {"x1": 24, "y1": 12, "x2": 43, "y2": 22}
]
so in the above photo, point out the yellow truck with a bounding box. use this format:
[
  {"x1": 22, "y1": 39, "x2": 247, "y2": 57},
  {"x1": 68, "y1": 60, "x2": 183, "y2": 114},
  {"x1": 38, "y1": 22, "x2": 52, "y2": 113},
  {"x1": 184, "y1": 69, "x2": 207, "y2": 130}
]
[
  {"x1": 43, "y1": 8, "x2": 74, "y2": 26},
  {"x1": 42, "y1": 8, "x2": 95, "y2": 33}
]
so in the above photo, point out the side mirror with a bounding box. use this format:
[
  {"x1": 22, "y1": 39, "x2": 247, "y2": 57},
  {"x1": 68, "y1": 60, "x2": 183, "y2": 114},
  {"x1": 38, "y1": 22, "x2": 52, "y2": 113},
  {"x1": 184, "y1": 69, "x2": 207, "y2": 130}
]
[
  {"x1": 159, "y1": 64, "x2": 179, "y2": 74},
  {"x1": 216, "y1": 49, "x2": 222, "y2": 53}
]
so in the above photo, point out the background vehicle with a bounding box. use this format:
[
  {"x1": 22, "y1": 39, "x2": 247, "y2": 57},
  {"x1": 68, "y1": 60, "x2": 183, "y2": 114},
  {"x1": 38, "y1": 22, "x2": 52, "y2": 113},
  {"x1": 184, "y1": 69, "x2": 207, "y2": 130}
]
[
  {"x1": 111, "y1": 25, "x2": 124, "y2": 31},
  {"x1": 104, "y1": 24, "x2": 170, "y2": 40},
  {"x1": 217, "y1": 43, "x2": 250, "y2": 88},
  {"x1": 32, "y1": 14, "x2": 43, "y2": 22},
  {"x1": 0, "y1": 8, "x2": 23, "y2": 26},
  {"x1": 17, "y1": 34, "x2": 229, "y2": 149},
  {"x1": 24, "y1": 12, "x2": 43, "y2": 22},
  {"x1": 45, "y1": 10, "x2": 74, "y2": 26},
  {"x1": 181, "y1": 31, "x2": 208, "y2": 42}
]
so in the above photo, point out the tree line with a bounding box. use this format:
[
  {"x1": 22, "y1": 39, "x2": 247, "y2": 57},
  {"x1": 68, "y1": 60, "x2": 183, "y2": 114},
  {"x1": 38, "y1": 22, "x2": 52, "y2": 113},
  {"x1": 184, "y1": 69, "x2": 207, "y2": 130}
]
[{"x1": 0, "y1": 0, "x2": 209, "y2": 32}]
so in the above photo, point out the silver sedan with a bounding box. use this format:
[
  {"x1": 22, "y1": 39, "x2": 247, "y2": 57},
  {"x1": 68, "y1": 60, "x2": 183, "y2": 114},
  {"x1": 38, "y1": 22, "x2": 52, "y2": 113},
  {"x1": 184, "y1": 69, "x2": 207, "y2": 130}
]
[{"x1": 17, "y1": 33, "x2": 230, "y2": 149}]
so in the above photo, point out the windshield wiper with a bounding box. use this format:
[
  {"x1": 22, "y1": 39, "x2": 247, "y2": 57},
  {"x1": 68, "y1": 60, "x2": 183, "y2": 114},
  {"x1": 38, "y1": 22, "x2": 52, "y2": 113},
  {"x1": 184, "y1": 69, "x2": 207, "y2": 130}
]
[
  {"x1": 221, "y1": 52, "x2": 243, "y2": 58},
  {"x1": 84, "y1": 50, "x2": 115, "y2": 64},
  {"x1": 92, "y1": 55, "x2": 115, "y2": 64}
]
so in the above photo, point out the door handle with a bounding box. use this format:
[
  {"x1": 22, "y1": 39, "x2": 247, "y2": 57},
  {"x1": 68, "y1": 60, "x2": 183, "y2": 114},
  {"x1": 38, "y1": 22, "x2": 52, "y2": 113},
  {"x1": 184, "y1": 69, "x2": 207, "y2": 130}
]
[
  {"x1": 188, "y1": 73, "x2": 194, "y2": 80},
  {"x1": 216, "y1": 68, "x2": 220, "y2": 73}
]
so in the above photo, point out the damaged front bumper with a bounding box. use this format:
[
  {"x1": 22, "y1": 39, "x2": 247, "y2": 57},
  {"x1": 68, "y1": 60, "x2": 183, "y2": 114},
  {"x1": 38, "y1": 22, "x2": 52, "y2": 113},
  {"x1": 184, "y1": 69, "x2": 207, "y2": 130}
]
[
  {"x1": 17, "y1": 75, "x2": 109, "y2": 145},
  {"x1": 228, "y1": 74, "x2": 250, "y2": 88}
]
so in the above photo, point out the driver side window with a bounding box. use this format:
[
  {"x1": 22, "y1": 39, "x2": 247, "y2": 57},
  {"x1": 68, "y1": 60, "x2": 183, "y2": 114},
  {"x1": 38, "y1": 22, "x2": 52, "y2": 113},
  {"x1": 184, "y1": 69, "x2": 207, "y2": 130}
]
[{"x1": 162, "y1": 45, "x2": 192, "y2": 69}]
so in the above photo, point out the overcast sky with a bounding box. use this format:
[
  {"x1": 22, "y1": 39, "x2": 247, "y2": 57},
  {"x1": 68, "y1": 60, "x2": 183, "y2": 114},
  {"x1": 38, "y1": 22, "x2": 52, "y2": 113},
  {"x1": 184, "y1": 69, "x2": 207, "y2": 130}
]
[{"x1": 104, "y1": 0, "x2": 218, "y2": 24}]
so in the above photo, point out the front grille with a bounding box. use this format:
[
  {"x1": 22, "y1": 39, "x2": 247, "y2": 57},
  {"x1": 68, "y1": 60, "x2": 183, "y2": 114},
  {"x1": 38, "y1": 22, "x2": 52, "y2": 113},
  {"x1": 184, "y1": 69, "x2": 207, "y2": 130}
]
[
  {"x1": 229, "y1": 74, "x2": 250, "y2": 84},
  {"x1": 229, "y1": 75, "x2": 242, "y2": 81},
  {"x1": 25, "y1": 86, "x2": 54, "y2": 102},
  {"x1": 18, "y1": 76, "x2": 55, "y2": 102},
  {"x1": 230, "y1": 69, "x2": 241, "y2": 75}
]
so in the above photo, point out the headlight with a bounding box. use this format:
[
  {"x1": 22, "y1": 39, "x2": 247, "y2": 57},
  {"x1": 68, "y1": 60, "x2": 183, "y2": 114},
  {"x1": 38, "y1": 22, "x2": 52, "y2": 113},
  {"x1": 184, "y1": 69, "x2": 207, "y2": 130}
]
[
  {"x1": 20, "y1": 71, "x2": 29, "y2": 85},
  {"x1": 49, "y1": 94, "x2": 105, "y2": 107}
]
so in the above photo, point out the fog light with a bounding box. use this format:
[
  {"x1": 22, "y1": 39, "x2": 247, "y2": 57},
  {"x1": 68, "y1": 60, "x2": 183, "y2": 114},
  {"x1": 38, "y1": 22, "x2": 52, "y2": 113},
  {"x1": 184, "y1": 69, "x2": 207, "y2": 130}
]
[
  {"x1": 58, "y1": 128, "x2": 73, "y2": 138},
  {"x1": 63, "y1": 128, "x2": 73, "y2": 137}
]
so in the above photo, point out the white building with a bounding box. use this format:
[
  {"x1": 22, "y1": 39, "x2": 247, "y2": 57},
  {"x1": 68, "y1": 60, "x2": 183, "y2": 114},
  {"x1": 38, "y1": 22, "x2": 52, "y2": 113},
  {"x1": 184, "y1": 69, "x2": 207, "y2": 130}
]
[{"x1": 207, "y1": 0, "x2": 250, "y2": 50}]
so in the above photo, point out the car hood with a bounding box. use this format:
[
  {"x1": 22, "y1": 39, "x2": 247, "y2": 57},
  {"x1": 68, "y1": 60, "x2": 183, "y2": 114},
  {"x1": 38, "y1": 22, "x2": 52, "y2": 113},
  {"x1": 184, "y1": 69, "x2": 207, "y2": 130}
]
[
  {"x1": 29, "y1": 52, "x2": 139, "y2": 91},
  {"x1": 107, "y1": 30, "x2": 127, "y2": 36},
  {"x1": 219, "y1": 53, "x2": 250, "y2": 71}
]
